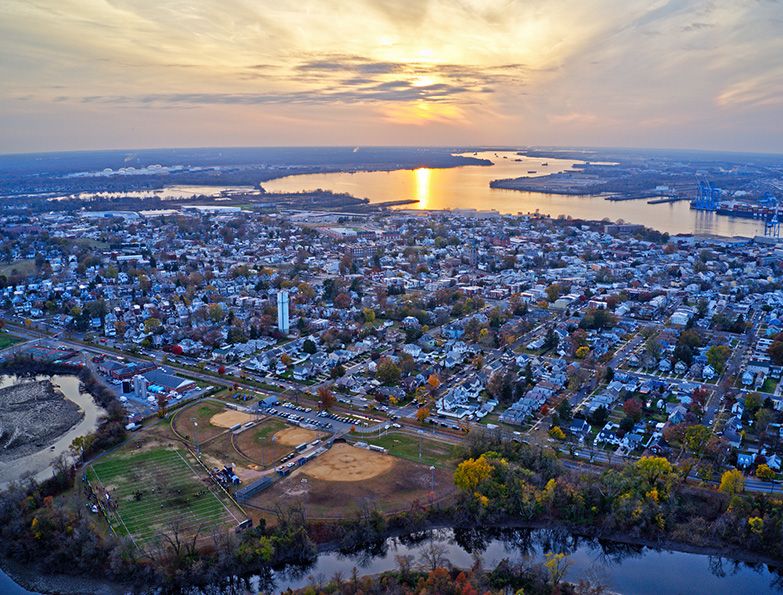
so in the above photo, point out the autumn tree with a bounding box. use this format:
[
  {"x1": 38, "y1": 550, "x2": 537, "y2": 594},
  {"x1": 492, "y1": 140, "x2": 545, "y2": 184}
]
[
  {"x1": 718, "y1": 468, "x2": 745, "y2": 495},
  {"x1": 756, "y1": 464, "x2": 775, "y2": 481},
  {"x1": 416, "y1": 406, "x2": 430, "y2": 424},
  {"x1": 376, "y1": 357, "x2": 401, "y2": 386},
  {"x1": 623, "y1": 397, "x2": 643, "y2": 422},
  {"x1": 453, "y1": 455, "x2": 494, "y2": 492},
  {"x1": 549, "y1": 426, "x2": 566, "y2": 440},
  {"x1": 427, "y1": 373, "x2": 441, "y2": 392},
  {"x1": 317, "y1": 385, "x2": 336, "y2": 411}
]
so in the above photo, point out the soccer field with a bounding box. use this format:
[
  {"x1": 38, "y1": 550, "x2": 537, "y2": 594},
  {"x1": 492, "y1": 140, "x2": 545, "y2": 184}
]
[{"x1": 87, "y1": 448, "x2": 240, "y2": 546}]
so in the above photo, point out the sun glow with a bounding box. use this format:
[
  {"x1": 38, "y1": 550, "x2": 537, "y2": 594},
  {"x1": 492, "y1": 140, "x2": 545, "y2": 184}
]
[{"x1": 414, "y1": 167, "x2": 431, "y2": 208}]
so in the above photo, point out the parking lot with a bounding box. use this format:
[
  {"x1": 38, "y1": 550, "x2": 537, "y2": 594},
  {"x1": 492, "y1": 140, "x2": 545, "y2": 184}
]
[{"x1": 262, "y1": 401, "x2": 381, "y2": 434}]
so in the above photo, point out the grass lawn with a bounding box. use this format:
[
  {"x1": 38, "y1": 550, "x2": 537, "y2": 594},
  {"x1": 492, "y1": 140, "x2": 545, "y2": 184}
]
[
  {"x1": 86, "y1": 447, "x2": 239, "y2": 546},
  {"x1": 0, "y1": 332, "x2": 22, "y2": 350},
  {"x1": 0, "y1": 259, "x2": 35, "y2": 277},
  {"x1": 361, "y1": 432, "x2": 462, "y2": 468},
  {"x1": 761, "y1": 377, "x2": 779, "y2": 394},
  {"x1": 253, "y1": 418, "x2": 288, "y2": 441}
]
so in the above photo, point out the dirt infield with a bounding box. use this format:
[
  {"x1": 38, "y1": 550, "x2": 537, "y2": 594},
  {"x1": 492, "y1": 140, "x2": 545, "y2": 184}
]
[
  {"x1": 302, "y1": 443, "x2": 394, "y2": 481},
  {"x1": 254, "y1": 444, "x2": 455, "y2": 518},
  {"x1": 273, "y1": 426, "x2": 324, "y2": 447},
  {"x1": 171, "y1": 400, "x2": 227, "y2": 442},
  {"x1": 209, "y1": 410, "x2": 255, "y2": 428}
]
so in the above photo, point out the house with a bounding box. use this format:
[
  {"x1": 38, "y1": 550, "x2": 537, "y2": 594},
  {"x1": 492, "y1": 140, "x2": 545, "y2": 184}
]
[
  {"x1": 568, "y1": 418, "x2": 591, "y2": 442},
  {"x1": 594, "y1": 422, "x2": 621, "y2": 447},
  {"x1": 668, "y1": 405, "x2": 687, "y2": 425}
]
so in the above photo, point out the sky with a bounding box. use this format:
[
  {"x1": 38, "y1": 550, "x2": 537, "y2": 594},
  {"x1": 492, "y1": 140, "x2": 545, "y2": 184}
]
[{"x1": 1, "y1": 0, "x2": 782, "y2": 154}]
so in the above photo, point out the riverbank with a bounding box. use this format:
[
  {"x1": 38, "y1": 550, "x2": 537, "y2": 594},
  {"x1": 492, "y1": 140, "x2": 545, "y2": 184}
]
[
  {"x1": 0, "y1": 556, "x2": 127, "y2": 595},
  {"x1": 0, "y1": 374, "x2": 105, "y2": 487},
  {"x1": 0, "y1": 379, "x2": 83, "y2": 462}
]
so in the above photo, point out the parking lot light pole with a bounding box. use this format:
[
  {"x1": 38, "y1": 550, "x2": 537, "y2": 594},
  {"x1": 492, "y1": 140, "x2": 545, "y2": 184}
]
[{"x1": 192, "y1": 418, "x2": 200, "y2": 456}]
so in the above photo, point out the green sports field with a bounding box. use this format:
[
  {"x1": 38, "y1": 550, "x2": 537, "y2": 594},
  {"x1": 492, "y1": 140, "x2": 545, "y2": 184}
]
[
  {"x1": 86, "y1": 447, "x2": 240, "y2": 546},
  {"x1": 361, "y1": 432, "x2": 462, "y2": 468}
]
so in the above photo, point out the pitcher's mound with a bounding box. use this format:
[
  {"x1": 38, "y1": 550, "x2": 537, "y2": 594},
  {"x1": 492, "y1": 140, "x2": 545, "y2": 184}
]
[
  {"x1": 210, "y1": 410, "x2": 255, "y2": 428},
  {"x1": 302, "y1": 443, "x2": 394, "y2": 482}
]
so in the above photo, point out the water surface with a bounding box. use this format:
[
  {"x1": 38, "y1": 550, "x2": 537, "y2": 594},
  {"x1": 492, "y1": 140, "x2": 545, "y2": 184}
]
[
  {"x1": 264, "y1": 151, "x2": 766, "y2": 237},
  {"x1": 275, "y1": 528, "x2": 782, "y2": 594}
]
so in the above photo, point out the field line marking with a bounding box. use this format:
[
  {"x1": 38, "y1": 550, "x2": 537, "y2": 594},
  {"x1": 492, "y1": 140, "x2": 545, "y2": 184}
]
[
  {"x1": 175, "y1": 450, "x2": 239, "y2": 523},
  {"x1": 90, "y1": 463, "x2": 139, "y2": 550}
]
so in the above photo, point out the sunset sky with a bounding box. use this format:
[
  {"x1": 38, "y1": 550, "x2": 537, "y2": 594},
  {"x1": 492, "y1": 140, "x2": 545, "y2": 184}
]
[{"x1": 1, "y1": 0, "x2": 782, "y2": 153}]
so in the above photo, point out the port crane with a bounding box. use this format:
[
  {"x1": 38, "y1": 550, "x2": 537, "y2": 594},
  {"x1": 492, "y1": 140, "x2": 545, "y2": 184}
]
[
  {"x1": 764, "y1": 195, "x2": 781, "y2": 238},
  {"x1": 692, "y1": 180, "x2": 720, "y2": 211}
]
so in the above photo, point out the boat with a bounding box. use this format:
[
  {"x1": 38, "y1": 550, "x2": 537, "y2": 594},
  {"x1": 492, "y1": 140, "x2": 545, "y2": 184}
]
[{"x1": 704, "y1": 200, "x2": 776, "y2": 219}]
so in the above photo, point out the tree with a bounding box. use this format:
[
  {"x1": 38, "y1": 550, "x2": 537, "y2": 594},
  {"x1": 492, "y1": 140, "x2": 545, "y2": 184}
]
[
  {"x1": 426, "y1": 373, "x2": 441, "y2": 391},
  {"x1": 376, "y1": 357, "x2": 401, "y2": 386},
  {"x1": 208, "y1": 303, "x2": 225, "y2": 323},
  {"x1": 453, "y1": 455, "x2": 493, "y2": 492},
  {"x1": 768, "y1": 333, "x2": 783, "y2": 365},
  {"x1": 634, "y1": 456, "x2": 674, "y2": 491},
  {"x1": 334, "y1": 293, "x2": 351, "y2": 309},
  {"x1": 557, "y1": 399, "x2": 573, "y2": 422},
  {"x1": 156, "y1": 394, "x2": 168, "y2": 418},
  {"x1": 549, "y1": 426, "x2": 566, "y2": 440},
  {"x1": 302, "y1": 338, "x2": 317, "y2": 354},
  {"x1": 317, "y1": 385, "x2": 336, "y2": 411},
  {"x1": 362, "y1": 308, "x2": 376, "y2": 324},
  {"x1": 416, "y1": 406, "x2": 430, "y2": 424},
  {"x1": 545, "y1": 283, "x2": 563, "y2": 303},
  {"x1": 544, "y1": 552, "x2": 570, "y2": 587},
  {"x1": 756, "y1": 464, "x2": 775, "y2": 481},
  {"x1": 706, "y1": 344, "x2": 731, "y2": 374},
  {"x1": 144, "y1": 317, "x2": 161, "y2": 333},
  {"x1": 684, "y1": 424, "x2": 711, "y2": 456},
  {"x1": 588, "y1": 405, "x2": 608, "y2": 427},
  {"x1": 718, "y1": 468, "x2": 745, "y2": 495},
  {"x1": 623, "y1": 398, "x2": 643, "y2": 421},
  {"x1": 748, "y1": 516, "x2": 764, "y2": 535},
  {"x1": 543, "y1": 327, "x2": 559, "y2": 351},
  {"x1": 755, "y1": 408, "x2": 774, "y2": 434},
  {"x1": 575, "y1": 345, "x2": 590, "y2": 359},
  {"x1": 744, "y1": 392, "x2": 762, "y2": 415}
]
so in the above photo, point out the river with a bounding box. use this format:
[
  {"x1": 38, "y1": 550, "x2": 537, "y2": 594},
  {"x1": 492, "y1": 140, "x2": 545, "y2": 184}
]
[
  {"x1": 263, "y1": 151, "x2": 767, "y2": 237},
  {"x1": 1, "y1": 526, "x2": 779, "y2": 593},
  {"x1": 274, "y1": 527, "x2": 782, "y2": 594},
  {"x1": 0, "y1": 375, "x2": 105, "y2": 488}
]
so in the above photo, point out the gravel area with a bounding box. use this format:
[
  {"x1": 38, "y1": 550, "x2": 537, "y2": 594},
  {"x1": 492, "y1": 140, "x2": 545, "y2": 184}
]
[{"x1": 0, "y1": 380, "x2": 83, "y2": 461}]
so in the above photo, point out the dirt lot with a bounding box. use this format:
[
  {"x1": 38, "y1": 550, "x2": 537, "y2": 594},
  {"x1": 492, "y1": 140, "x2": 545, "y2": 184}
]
[
  {"x1": 253, "y1": 443, "x2": 455, "y2": 518},
  {"x1": 209, "y1": 410, "x2": 255, "y2": 428}
]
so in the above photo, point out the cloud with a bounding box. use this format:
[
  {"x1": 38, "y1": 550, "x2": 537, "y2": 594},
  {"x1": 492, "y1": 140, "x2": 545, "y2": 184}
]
[{"x1": 0, "y1": 0, "x2": 782, "y2": 152}]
